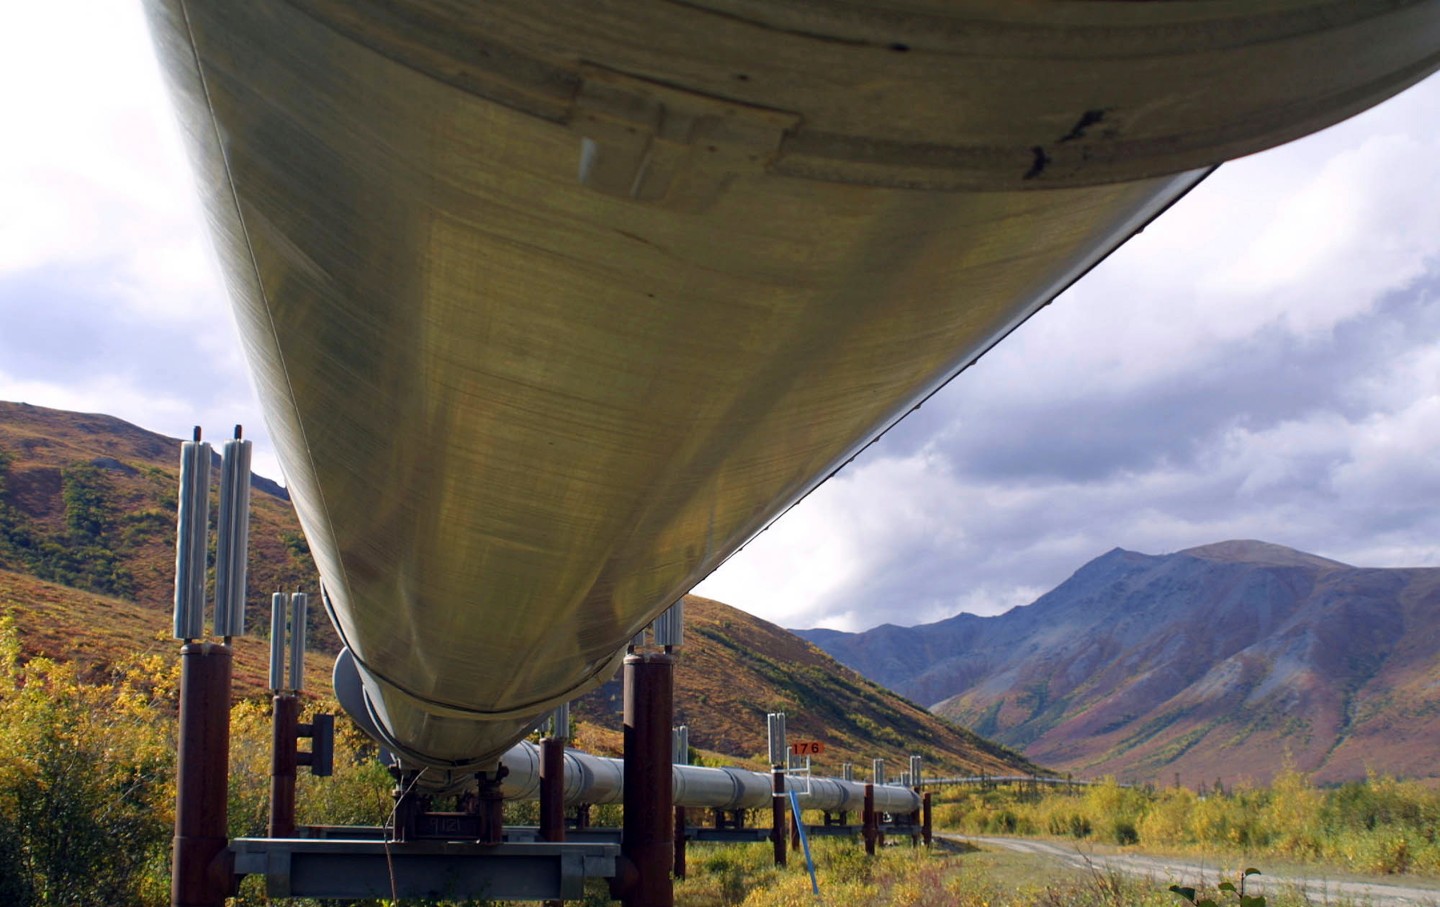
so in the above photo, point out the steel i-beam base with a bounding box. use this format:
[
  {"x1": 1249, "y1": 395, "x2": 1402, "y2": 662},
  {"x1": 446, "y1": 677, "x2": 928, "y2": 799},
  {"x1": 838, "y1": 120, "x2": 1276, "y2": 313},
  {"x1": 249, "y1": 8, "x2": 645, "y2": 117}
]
[{"x1": 231, "y1": 838, "x2": 619, "y2": 901}]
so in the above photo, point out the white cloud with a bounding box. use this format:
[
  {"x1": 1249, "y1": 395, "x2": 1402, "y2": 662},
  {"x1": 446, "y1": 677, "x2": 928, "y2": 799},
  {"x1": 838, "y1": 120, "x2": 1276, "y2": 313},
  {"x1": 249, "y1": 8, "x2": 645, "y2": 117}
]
[
  {"x1": 0, "y1": 0, "x2": 222, "y2": 319},
  {"x1": 0, "y1": 0, "x2": 265, "y2": 474}
]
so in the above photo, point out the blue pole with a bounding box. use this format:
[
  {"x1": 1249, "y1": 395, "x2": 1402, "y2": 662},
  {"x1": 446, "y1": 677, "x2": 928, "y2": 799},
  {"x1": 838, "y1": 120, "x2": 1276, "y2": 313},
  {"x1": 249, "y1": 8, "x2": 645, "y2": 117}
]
[{"x1": 787, "y1": 788, "x2": 819, "y2": 896}]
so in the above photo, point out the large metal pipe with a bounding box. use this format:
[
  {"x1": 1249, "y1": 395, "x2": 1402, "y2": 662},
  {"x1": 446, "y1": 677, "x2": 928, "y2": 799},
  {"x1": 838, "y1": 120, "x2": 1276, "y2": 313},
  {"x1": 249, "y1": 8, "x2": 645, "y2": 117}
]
[
  {"x1": 491, "y1": 740, "x2": 919, "y2": 813},
  {"x1": 491, "y1": 741, "x2": 920, "y2": 814},
  {"x1": 142, "y1": 0, "x2": 1440, "y2": 775}
]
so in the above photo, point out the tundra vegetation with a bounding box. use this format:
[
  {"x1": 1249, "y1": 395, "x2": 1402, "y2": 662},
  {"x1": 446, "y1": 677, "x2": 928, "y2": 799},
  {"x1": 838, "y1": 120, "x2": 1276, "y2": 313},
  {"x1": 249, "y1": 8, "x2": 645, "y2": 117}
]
[
  {"x1": 934, "y1": 772, "x2": 1440, "y2": 875},
  {"x1": 1, "y1": 610, "x2": 1435, "y2": 906}
]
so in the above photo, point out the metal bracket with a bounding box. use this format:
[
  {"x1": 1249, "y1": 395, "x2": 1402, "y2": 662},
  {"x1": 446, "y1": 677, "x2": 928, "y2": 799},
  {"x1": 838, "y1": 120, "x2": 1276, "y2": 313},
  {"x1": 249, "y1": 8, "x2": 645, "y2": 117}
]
[{"x1": 571, "y1": 64, "x2": 798, "y2": 211}]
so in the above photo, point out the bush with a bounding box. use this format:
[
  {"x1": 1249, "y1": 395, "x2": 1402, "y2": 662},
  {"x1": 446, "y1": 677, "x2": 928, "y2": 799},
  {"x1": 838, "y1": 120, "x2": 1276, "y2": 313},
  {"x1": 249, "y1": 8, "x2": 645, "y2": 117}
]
[{"x1": 0, "y1": 617, "x2": 175, "y2": 906}]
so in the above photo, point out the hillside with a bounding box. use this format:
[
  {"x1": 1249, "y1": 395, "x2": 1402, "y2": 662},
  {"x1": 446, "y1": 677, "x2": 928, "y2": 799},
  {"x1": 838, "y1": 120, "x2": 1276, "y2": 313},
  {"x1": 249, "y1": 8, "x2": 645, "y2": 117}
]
[
  {"x1": 0, "y1": 400, "x2": 1032, "y2": 775},
  {"x1": 0, "y1": 567, "x2": 332, "y2": 697},
  {"x1": 800, "y1": 541, "x2": 1440, "y2": 785},
  {"x1": 577, "y1": 594, "x2": 1032, "y2": 774},
  {"x1": 0, "y1": 400, "x2": 327, "y2": 647}
]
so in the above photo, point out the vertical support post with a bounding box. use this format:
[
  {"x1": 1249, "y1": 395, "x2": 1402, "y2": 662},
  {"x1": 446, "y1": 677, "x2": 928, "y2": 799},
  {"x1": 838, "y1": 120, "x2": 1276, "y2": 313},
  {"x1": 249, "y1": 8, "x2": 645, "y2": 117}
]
[
  {"x1": 172, "y1": 643, "x2": 233, "y2": 907},
  {"x1": 269, "y1": 693, "x2": 299, "y2": 837},
  {"x1": 615, "y1": 651, "x2": 674, "y2": 907},
  {"x1": 862, "y1": 783, "x2": 877, "y2": 857},
  {"x1": 770, "y1": 769, "x2": 787, "y2": 867},
  {"x1": 540, "y1": 723, "x2": 566, "y2": 907},
  {"x1": 673, "y1": 806, "x2": 687, "y2": 880},
  {"x1": 673, "y1": 724, "x2": 688, "y2": 880},
  {"x1": 922, "y1": 792, "x2": 933, "y2": 847},
  {"x1": 790, "y1": 801, "x2": 801, "y2": 853},
  {"x1": 391, "y1": 770, "x2": 421, "y2": 843},
  {"x1": 910, "y1": 755, "x2": 923, "y2": 847},
  {"x1": 476, "y1": 767, "x2": 508, "y2": 846},
  {"x1": 539, "y1": 737, "x2": 566, "y2": 843}
]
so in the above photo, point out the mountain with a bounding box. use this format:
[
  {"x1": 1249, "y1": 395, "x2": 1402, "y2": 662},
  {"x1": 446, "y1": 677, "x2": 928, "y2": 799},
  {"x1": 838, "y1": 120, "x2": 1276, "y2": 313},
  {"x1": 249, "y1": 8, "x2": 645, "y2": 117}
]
[
  {"x1": 0, "y1": 400, "x2": 1032, "y2": 776},
  {"x1": 798, "y1": 541, "x2": 1440, "y2": 785}
]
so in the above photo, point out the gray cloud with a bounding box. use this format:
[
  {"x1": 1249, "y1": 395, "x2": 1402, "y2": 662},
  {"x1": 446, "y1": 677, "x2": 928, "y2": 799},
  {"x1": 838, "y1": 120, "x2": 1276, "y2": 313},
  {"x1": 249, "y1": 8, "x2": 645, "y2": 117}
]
[{"x1": 935, "y1": 269, "x2": 1440, "y2": 485}]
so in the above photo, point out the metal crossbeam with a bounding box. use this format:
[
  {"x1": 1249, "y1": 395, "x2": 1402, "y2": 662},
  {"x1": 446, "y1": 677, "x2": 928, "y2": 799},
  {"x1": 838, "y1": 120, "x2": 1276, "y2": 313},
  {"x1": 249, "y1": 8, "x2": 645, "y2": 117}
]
[{"x1": 230, "y1": 839, "x2": 618, "y2": 901}]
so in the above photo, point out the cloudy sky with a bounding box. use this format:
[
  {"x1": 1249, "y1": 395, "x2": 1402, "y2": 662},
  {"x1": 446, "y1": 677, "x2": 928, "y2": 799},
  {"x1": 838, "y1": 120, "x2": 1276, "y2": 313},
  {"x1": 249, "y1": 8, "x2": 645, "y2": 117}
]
[{"x1": 4, "y1": 4, "x2": 1439, "y2": 633}]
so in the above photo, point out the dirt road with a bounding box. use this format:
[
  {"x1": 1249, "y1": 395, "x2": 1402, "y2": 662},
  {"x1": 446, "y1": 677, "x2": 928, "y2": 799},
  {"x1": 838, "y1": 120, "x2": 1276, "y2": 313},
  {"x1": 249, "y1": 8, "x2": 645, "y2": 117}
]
[{"x1": 950, "y1": 836, "x2": 1440, "y2": 907}]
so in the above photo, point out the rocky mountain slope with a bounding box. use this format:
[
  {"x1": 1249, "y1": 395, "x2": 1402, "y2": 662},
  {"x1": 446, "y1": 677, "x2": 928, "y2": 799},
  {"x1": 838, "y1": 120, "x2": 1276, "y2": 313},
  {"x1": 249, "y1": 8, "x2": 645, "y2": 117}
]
[
  {"x1": 0, "y1": 400, "x2": 1032, "y2": 776},
  {"x1": 800, "y1": 541, "x2": 1440, "y2": 784}
]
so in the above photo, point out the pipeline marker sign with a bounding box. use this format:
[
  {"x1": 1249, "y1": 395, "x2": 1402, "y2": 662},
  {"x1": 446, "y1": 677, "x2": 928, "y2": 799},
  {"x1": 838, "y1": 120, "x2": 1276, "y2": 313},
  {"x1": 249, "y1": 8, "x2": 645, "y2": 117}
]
[{"x1": 790, "y1": 740, "x2": 825, "y2": 756}]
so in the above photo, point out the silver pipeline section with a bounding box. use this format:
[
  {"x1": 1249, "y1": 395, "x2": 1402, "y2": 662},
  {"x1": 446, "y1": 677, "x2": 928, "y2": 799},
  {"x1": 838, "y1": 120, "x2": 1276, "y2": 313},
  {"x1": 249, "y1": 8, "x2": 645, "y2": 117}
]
[{"x1": 494, "y1": 741, "x2": 921, "y2": 815}]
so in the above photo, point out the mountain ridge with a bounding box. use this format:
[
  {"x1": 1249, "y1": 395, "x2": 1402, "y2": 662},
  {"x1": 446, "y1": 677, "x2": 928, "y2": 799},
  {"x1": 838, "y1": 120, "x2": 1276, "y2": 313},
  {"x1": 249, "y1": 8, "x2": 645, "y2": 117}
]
[{"x1": 799, "y1": 541, "x2": 1440, "y2": 784}]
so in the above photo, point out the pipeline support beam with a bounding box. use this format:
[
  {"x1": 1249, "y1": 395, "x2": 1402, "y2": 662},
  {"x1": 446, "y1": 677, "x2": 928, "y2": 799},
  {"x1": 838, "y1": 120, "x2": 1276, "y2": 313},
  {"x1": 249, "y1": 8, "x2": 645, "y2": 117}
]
[
  {"x1": 673, "y1": 806, "x2": 687, "y2": 879},
  {"x1": 615, "y1": 652, "x2": 674, "y2": 907},
  {"x1": 862, "y1": 783, "x2": 877, "y2": 857},
  {"x1": 771, "y1": 769, "x2": 787, "y2": 867},
  {"x1": 269, "y1": 693, "x2": 299, "y2": 838},
  {"x1": 539, "y1": 737, "x2": 566, "y2": 844},
  {"x1": 172, "y1": 643, "x2": 234, "y2": 907},
  {"x1": 922, "y1": 793, "x2": 933, "y2": 847}
]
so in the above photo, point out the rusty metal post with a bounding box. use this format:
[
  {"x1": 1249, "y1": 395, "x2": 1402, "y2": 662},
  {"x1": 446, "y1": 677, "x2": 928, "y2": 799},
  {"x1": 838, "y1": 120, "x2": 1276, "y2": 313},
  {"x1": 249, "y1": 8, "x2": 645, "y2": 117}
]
[
  {"x1": 770, "y1": 768, "x2": 787, "y2": 867},
  {"x1": 790, "y1": 803, "x2": 801, "y2": 852},
  {"x1": 539, "y1": 736, "x2": 566, "y2": 843},
  {"x1": 476, "y1": 767, "x2": 508, "y2": 845},
  {"x1": 614, "y1": 652, "x2": 674, "y2": 907},
  {"x1": 673, "y1": 806, "x2": 687, "y2": 879},
  {"x1": 862, "y1": 783, "x2": 877, "y2": 857},
  {"x1": 922, "y1": 792, "x2": 933, "y2": 847},
  {"x1": 911, "y1": 783, "x2": 923, "y2": 847},
  {"x1": 390, "y1": 769, "x2": 421, "y2": 843},
  {"x1": 269, "y1": 692, "x2": 299, "y2": 837},
  {"x1": 538, "y1": 737, "x2": 567, "y2": 907},
  {"x1": 172, "y1": 643, "x2": 234, "y2": 907}
]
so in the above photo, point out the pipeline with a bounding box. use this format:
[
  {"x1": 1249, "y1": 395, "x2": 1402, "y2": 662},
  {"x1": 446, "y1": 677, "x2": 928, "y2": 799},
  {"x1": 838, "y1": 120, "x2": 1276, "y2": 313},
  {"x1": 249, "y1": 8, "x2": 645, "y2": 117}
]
[{"x1": 498, "y1": 741, "x2": 920, "y2": 815}]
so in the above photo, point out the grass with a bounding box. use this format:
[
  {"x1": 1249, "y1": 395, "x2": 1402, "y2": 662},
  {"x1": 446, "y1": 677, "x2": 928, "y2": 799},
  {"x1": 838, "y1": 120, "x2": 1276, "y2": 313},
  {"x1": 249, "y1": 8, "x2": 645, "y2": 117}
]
[
  {"x1": 671, "y1": 838, "x2": 1363, "y2": 907},
  {"x1": 933, "y1": 774, "x2": 1440, "y2": 878}
]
